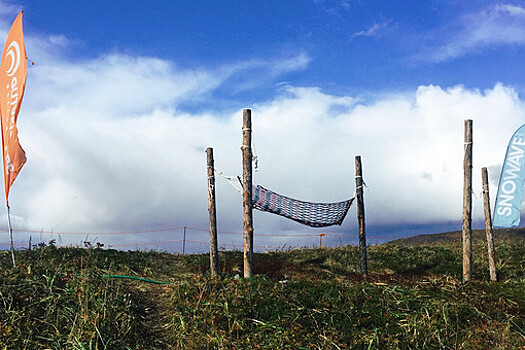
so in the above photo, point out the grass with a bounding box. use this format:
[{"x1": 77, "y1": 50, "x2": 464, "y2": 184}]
[{"x1": 0, "y1": 235, "x2": 523, "y2": 349}]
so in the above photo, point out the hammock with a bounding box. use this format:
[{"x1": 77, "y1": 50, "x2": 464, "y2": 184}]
[{"x1": 252, "y1": 185, "x2": 354, "y2": 227}]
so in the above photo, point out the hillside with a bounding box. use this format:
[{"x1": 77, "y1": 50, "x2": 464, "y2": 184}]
[
  {"x1": 0, "y1": 236, "x2": 523, "y2": 349},
  {"x1": 386, "y1": 227, "x2": 525, "y2": 246}
]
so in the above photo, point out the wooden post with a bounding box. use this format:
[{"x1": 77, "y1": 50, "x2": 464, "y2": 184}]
[
  {"x1": 462, "y1": 119, "x2": 473, "y2": 281},
  {"x1": 182, "y1": 226, "x2": 186, "y2": 255},
  {"x1": 319, "y1": 233, "x2": 325, "y2": 248},
  {"x1": 481, "y1": 167, "x2": 498, "y2": 281},
  {"x1": 242, "y1": 109, "x2": 254, "y2": 278},
  {"x1": 355, "y1": 156, "x2": 368, "y2": 277},
  {"x1": 206, "y1": 148, "x2": 219, "y2": 278}
]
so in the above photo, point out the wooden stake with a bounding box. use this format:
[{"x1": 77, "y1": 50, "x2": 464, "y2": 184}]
[
  {"x1": 355, "y1": 156, "x2": 368, "y2": 277},
  {"x1": 462, "y1": 119, "x2": 473, "y2": 281},
  {"x1": 242, "y1": 109, "x2": 254, "y2": 278},
  {"x1": 182, "y1": 226, "x2": 186, "y2": 255},
  {"x1": 319, "y1": 233, "x2": 325, "y2": 248},
  {"x1": 481, "y1": 167, "x2": 498, "y2": 281},
  {"x1": 206, "y1": 147, "x2": 219, "y2": 278}
]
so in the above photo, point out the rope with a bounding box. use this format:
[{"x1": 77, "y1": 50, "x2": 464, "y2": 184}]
[
  {"x1": 251, "y1": 129, "x2": 259, "y2": 172},
  {"x1": 13, "y1": 227, "x2": 185, "y2": 236},
  {"x1": 3, "y1": 224, "x2": 400, "y2": 241},
  {"x1": 4, "y1": 230, "x2": 396, "y2": 252},
  {"x1": 108, "y1": 239, "x2": 182, "y2": 248},
  {"x1": 184, "y1": 226, "x2": 367, "y2": 238},
  {"x1": 355, "y1": 175, "x2": 368, "y2": 190},
  {"x1": 3, "y1": 226, "x2": 374, "y2": 240},
  {"x1": 214, "y1": 169, "x2": 243, "y2": 193},
  {"x1": 240, "y1": 124, "x2": 259, "y2": 171},
  {"x1": 482, "y1": 183, "x2": 489, "y2": 196}
]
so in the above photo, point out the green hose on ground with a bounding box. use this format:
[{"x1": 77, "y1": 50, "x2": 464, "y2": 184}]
[
  {"x1": 58, "y1": 272, "x2": 172, "y2": 285},
  {"x1": 100, "y1": 274, "x2": 171, "y2": 284}
]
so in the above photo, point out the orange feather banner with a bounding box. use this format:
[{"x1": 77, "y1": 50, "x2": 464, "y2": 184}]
[{"x1": 0, "y1": 11, "x2": 27, "y2": 206}]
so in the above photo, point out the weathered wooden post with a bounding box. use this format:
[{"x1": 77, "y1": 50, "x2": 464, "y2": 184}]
[
  {"x1": 481, "y1": 167, "x2": 498, "y2": 281},
  {"x1": 355, "y1": 155, "x2": 368, "y2": 277},
  {"x1": 207, "y1": 147, "x2": 219, "y2": 278},
  {"x1": 462, "y1": 119, "x2": 473, "y2": 281},
  {"x1": 182, "y1": 226, "x2": 186, "y2": 255},
  {"x1": 242, "y1": 109, "x2": 254, "y2": 278}
]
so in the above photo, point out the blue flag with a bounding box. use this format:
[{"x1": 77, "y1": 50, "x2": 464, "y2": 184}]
[{"x1": 493, "y1": 124, "x2": 525, "y2": 227}]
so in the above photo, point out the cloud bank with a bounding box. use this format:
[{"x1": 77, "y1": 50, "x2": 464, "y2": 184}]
[
  {"x1": 14, "y1": 64, "x2": 525, "y2": 247},
  {"x1": 1, "y1": 3, "x2": 524, "y2": 250}
]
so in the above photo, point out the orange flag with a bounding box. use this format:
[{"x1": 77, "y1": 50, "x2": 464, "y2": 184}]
[{"x1": 0, "y1": 12, "x2": 27, "y2": 206}]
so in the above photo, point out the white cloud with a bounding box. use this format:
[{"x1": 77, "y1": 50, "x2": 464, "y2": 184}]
[
  {"x1": 0, "y1": 1, "x2": 21, "y2": 19},
  {"x1": 422, "y1": 3, "x2": 525, "y2": 62},
  {"x1": 11, "y1": 69, "x2": 525, "y2": 249},
  {"x1": 497, "y1": 3, "x2": 525, "y2": 16},
  {"x1": 269, "y1": 52, "x2": 310, "y2": 76},
  {"x1": 352, "y1": 23, "x2": 382, "y2": 38},
  {"x1": 351, "y1": 20, "x2": 390, "y2": 39},
  {"x1": 216, "y1": 52, "x2": 311, "y2": 94},
  {"x1": 28, "y1": 54, "x2": 221, "y2": 116}
]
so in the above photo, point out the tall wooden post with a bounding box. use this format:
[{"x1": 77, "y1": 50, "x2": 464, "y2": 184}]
[
  {"x1": 242, "y1": 109, "x2": 254, "y2": 278},
  {"x1": 207, "y1": 148, "x2": 219, "y2": 278},
  {"x1": 182, "y1": 226, "x2": 186, "y2": 255},
  {"x1": 462, "y1": 119, "x2": 473, "y2": 281},
  {"x1": 355, "y1": 156, "x2": 368, "y2": 277},
  {"x1": 481, "y1": 167, "x2": 498, "y2": 281}
]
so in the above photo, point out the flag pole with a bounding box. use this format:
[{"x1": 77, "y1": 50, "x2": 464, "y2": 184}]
[
  {"x1": 7, "y1": 205, "x2": 15, "y2": 267},
  {"x1": 0, "y1": 12, "x2": 28, "y2": 268}
]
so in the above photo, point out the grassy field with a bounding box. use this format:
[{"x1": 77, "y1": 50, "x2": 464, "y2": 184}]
[{"x1": 0, "y1": 233, "x2": 523, "y2": 349}]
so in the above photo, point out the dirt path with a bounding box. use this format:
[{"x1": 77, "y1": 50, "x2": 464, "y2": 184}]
[{"x1": 129, "y1": 282, "x2": 174, "y2": 349}]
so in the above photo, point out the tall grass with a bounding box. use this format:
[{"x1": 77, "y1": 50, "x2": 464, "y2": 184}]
[{"x1": 0, "y1": 238, "x2": 523, "y2": 349}]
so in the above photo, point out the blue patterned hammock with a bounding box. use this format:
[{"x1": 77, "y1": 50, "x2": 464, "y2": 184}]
[{"x1": 252, "y1": 185, "x2": 354, "y2": 227}]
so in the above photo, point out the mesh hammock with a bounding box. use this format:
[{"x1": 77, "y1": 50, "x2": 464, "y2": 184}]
[{"x1": 252, "y1": 185, "x2": 354, "y2": 227}]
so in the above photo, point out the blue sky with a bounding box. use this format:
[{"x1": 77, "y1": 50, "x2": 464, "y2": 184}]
[
  {"x1": 1, "y1": 0, "x2": 525, "y2": 251},
  {"x1": 20, "y1": 1, "x2": 525, "y2": 107}
]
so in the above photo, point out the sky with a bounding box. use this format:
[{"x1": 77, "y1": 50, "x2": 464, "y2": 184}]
[{"x1": 1, "y1": 0, "x2": 525, "y2": 251}]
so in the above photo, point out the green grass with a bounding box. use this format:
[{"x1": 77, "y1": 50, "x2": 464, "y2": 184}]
[{"x1": 0, "y1": 237, "x2": 523, "y2": 349}]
